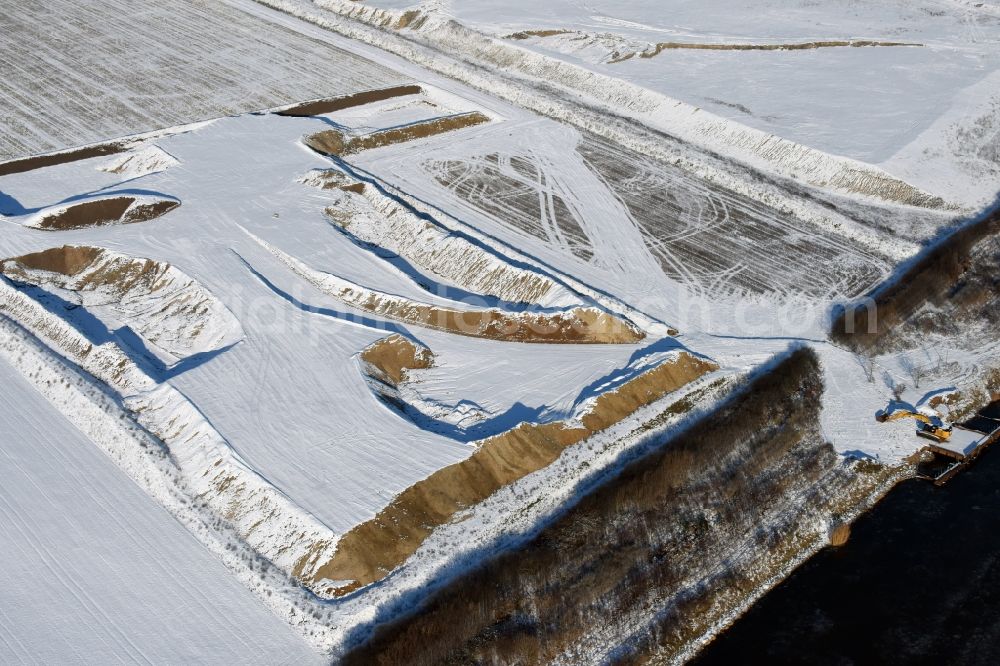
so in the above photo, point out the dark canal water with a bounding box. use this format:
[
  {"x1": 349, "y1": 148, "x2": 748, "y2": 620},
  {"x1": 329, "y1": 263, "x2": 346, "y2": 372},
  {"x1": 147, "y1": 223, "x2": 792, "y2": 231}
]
[{"x1": 696, "y1": 435, "x2": 1000, "y2": 665}]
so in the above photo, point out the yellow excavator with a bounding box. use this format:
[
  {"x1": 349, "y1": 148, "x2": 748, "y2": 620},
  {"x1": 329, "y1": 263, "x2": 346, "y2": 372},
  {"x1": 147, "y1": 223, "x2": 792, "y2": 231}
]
[{"x1": 876, "y1": 409, "x2": 953, "y2": 442}]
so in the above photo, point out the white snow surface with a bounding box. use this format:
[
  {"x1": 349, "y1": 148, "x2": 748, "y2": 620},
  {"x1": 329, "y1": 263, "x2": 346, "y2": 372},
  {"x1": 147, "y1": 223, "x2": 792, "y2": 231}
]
[
  {"x1": 1, "y1": 248, "x2": 244, "y2": 366},
  {"x1": 0, "y1": 355, "x2": 322, "y2": 665},
  {"x1": 439, "y1": 0, "x2": 1000, "y2": 159},
  {"x1": 0, "y1": 0, "x2": 408, "y2": 160},
  {"x1": 0, "y1": 0, "x2": 998, "y2": 660},
  {"x1": 307, "y1": 0, "x2": 1000, "y2": 209},
  {"x1": 99, "y1": 146, "x2": 180, "y2": 180}
]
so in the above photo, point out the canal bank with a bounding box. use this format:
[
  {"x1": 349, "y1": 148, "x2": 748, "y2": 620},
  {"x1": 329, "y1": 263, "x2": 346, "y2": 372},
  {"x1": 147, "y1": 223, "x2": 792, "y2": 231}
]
[{"x1": 696, "y1": 428, "x2": 1000, "y2": 664}]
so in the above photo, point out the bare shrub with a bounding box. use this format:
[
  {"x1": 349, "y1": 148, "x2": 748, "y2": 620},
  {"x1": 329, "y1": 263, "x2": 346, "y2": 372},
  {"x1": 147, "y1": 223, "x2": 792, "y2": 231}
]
[
  {"x1": 830, "y1": 207, "x2": 999, "y2": 351},
  {"x1": 892, "y1": 382, "x2": 907, "y2": 401},
  {"x1": 900, "y1": 354, "x2": 926, "y2": 389}
]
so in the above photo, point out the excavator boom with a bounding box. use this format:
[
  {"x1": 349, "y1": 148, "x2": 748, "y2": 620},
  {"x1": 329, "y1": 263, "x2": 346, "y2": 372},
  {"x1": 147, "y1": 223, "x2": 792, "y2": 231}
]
[{"x1": 876, "y1": 409, "x2": 952, "y2": 442}]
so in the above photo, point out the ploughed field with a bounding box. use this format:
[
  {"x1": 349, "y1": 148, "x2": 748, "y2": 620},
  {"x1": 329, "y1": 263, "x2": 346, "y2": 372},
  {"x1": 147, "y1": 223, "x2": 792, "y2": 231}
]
[
  {"x1": 426, "y1": 152, "x2": 595, "y2": 261},
  {"x1": 0, "y1": 0, "x2": 407, "y2": 159},
  {"x1": 575, "y1": 135, "x2": 891, "y2": 301},
  {"x1": 373, "y1": 120, "x2": 894, "y2": 303}
]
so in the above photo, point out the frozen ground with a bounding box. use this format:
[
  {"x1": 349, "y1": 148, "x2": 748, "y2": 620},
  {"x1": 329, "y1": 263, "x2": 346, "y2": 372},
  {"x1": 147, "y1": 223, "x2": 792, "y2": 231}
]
[
  {"x1": 0, "y1": 0, "x2": 407, "y2": 159},
  {"x1": 306, "y1": 0, "x2": 1000, "y2": 209},
  {"x1": 1, "y1": 0, "x2": 998, "y2": 661},
  {"x1": 431, "y1": 0, "x2": 1000, "y2": 159},
  {"x1": 0, "y1": 105, "x2": 660, "y2": 535},
  {"x1": 0, "y1": 357, "x2": 322, "y2": 665}
]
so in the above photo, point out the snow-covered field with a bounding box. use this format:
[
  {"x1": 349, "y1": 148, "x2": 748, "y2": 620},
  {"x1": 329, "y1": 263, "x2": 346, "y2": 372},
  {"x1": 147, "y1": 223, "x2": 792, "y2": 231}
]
[
  {"x1": 0, "y1": 356, "x2": 322, "y2": 665},
  {"x1": 0, "y1": 0, "x2": 997, "y2": 662},
  {"x1": 284, "y1": 0, "x2": 1000, "y2": 210},
  {"x1": 435, "y1": 0, "x2": 999, "y2": 159},
  {"x1": 0, "y1": 0, "x2": 407, "y2": 159}
]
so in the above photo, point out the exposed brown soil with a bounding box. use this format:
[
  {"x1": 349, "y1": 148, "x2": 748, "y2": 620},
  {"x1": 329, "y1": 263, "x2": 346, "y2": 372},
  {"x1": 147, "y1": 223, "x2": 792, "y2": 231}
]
[
  {"x1": 300, "y1": 169, "x2": 367, "y2": 193},
  {"x1": 340, "y1": 284, "x2": 642, "y2": 344},
  {"x1": 304, "y1": 112, "x2": 490, "y2": 156},
  {"x1": 340, "y1": 182, "x2": 367, "y2": 195},
  {"x1": 830, "y1": 207, "x2": 1000, "y2": 351},
  {"x1": 3, "y1": 245, "x2": 171, "y2": 298},
  {"x1": 32, "y1": 196, "x2": 179, "y2": 231},
  {"x1": 38, "y1": 197, "x2": 132, "y2": 230},
  {"x1": 325, "y1": 194, "x2": 567, "y2": 306},
  {"x1": 1, "y1": 245, "x2": 234, "y2": 363},
  {"x1": 828, "y1": 522, "x2": 851, "y2": 546},
  {"x1": 395, "y1": 9, "x2": 428, "y2": 30},
  {"x1": 3, "y1": 246, "x2": 103, "y2": 277},
  {"x1": 359, "y1": 334, "x2": 434, "y2": 385},
  {"x1": 299, "y1": 351, "x2": 717, "y2": 596},
  {"x1": 0, "y1": 141, "x2": 128, "y2": 177},
  {"x1": 626, "y1": 40, "x2": 920, "y2": 62},
  {"x1": 506, "y1": 29, "x2": 574, "y2": 40},
  {"x1": 123, "y1": 199, "x2": 180, "y2": 224},
  {"x1": 274, "y1": 84, "x2": 422, "y2": 117},
  {"x1": 340, "y1": 348, "x2": 868, "y2": 664},
  {"x1": 266, "y1": 237, "x2": 642, "y2": 343},
  {"x1": 501, "y1": 29, "x2": 916, "y2": 62}
]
